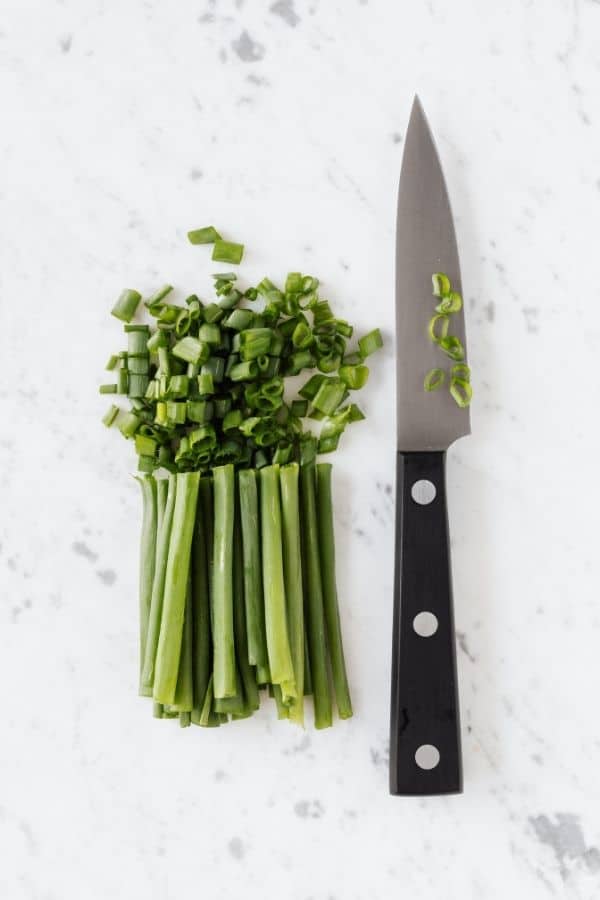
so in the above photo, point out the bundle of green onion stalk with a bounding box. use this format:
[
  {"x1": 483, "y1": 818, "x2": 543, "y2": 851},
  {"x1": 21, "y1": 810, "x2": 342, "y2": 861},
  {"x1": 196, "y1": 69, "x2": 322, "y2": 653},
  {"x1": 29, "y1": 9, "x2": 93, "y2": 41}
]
[{"x1": 100, "y1": 230, "x2": 382, "y2": 729}]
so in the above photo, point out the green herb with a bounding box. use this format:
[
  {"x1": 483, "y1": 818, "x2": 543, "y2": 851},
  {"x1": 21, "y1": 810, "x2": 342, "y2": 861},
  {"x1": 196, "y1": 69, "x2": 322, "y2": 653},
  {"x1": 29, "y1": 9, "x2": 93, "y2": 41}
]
[
  {"x1": 101, "y1": 232, "x2": 384, "y2": 730},
  {"x1": 425, "y1": 272, "x2": 472, "y2": 408},
  {"x1": 357, "y1": 328, "x2": 383, "y2": 358},
  {"x1": 424, "y1": 368, "x2": 446, "y2": 391},
  {"x1": 111, "y1": 289, "x2": 142, "y2": 323},
  {"x1": 449, "y1": 377, "x2": 473, "y2": 408},
  {"x1": 102, "y1": 404, "x2": 120, "y2": 427},
  {"x1": 187, "y1": 226, "x2": 221, "y2": 244},
  {"x1": 432, "y1": 272, "x2": 451, "y2": 297},
  {"x1": 212, "y1": 240, "x2": 244, "y2": 265}
]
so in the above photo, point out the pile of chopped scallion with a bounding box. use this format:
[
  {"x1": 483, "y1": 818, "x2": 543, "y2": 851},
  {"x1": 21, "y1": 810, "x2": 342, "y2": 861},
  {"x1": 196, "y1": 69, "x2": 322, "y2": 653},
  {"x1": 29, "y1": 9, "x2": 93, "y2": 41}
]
[
  {"x1": 100, "y1": 228, "x2": 383, "y2": 729},
  {"x1": 424, "y1": 272, "x2": 472, "y2": 408}
]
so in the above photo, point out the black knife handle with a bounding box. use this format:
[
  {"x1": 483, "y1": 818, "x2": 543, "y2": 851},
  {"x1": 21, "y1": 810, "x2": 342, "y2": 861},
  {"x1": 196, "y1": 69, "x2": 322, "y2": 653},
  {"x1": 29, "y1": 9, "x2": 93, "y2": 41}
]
[{"x1": 390, "y1": 450, "x2": 462, "y2": 796}]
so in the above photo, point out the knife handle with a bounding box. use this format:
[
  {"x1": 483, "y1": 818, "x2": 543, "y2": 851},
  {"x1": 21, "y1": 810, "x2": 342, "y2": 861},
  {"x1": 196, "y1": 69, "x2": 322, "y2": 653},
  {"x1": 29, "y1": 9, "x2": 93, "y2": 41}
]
[{"x1": 390, "y1": 450, "x2": 462, "y2": 796}]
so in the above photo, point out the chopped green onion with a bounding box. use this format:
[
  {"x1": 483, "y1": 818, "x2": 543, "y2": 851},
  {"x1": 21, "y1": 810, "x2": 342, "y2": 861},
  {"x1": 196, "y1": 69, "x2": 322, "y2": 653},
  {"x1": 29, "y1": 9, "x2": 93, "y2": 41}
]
[
  {"x1": 167, "y1": 375, "x2": 189, "y2": 398},
  {"x1": 203, "y1": 303, "x2": 225, "y2": 324},
  {"x1": 118, "y1": 364, "x2": 129, "y2": 397},
  {"x1": 239, "y1": 328, "x2": 272, "y2": 361},
  {"x1": 212, "y1": 271, "x2": 237, "y2": 281},
  {"x1": 105, "y1": 354, "x2": 119, "y2": 371},
  {"x1": 285, "y1": 272, "x2": 303, "y2": 293},
  {"x1": 128, "y1": 355, "x2": 149, "y2": 375},
  {"x1": 223, "y1": 409, "x2": 243, "y2": 432},
  {"x1": 432, "y1": 272, "x2": 451, "y2": 297},
  {"x1": 288, "y1": 349, "x2": 314, "y2": 375},
  {"x1": 428, "y1": 314, "x2": 450, "y2": 344},
  {"x1": 312, "y1": 378, "x2": 346, "y2": 416},
  {"x1": 291, "y1": 399, "x2": 307, "y2": 418},
  {"x1": 256, "y1": 277, "x2": 277, "y2": 296},
  {"x1": 102, "y1": 404, "x2": 120, "y2": 427},
  {"x1": 212, "y1": 240, "x2": 244, "y2": 265},
  {"x1": 225, "y1": 354, "x2": 239, "y2": 378},
  {"x1": 299, "y1": 373, "x2": 325, "y2": 400},
  {"x1": 172, "y1": 337, "x2": 209, "y2": 365},
  {"x1": 99, "y1": 383, "x2": 118, "y2": 394},
  {"x1": 111, "y1": 289, "x2": 142, "y2": 323},
  {"x1": 187, "y1": 226, "x2": 221, "y2": 245},
  {"x1": 357, "y1": 328, "x2": 383, "y2": 358},
  {"x1": 225, "y1": 308, "x2": 254, "y2": 331},
  {"x1": 197, "y1": 373, "x2": 214, "y2": 395},
  {"x1": 145, "y1": 285, "x2": 173, "y2": 309},
  {"x1": 229, "y1": 360, "x2": 258, "y2": 382},
  {"x1": 436, "y1": 291, "x2": 463, "y2": 314},
  {"x1": 166, "y1": 401, "x2": 187, "y2": 425},
  {"x1": 451, "y1": 363, "x2": 470, "y2": 382},
  {"x1": 118, "y1": 411, "x2": 141, "y2": 438},
  {"x1": 135, "y1": 434, "x2": 158, "y2": 457},
  {"x1": 449, "y1": 377, "x2": 473, "y2": 408},
  {"x1": 157, "y1": 347, "x2": 170, "y2": 377},
  {"x1": 189, "y1": 425, "x2": 217, "y2": 452},
  {"x1": 439, "y1": 335, "x2": 465, "y2": 361},
  {"x1": 174, "y1": 310, "x2": 191, "y2": 337},
  {"x1": 424, "y1": 368, "x2": 446, "y2": 391},
  {"x1": 128, "y1": 374, "x2": 149, "y2": 398},
  {"x1": 217, "y1": 288, "x2": 242, "y2": 310},
  {"x1": 336, "y1": 320, "x2": 353, "y2": 339},
  {"x1": 292, "y1": 321, "x2": 313, "y2": 350},
  {"x1": 316, "y1": 353, "x2": 340, "y2": 374},
  {"x1": 214, "y1": 397, "x2": 232, "y2": 418},
  {"x1": 198, "y1": 323, "x2": 221, "y2": 345},
  {"x1": 338, "y1": 364, "x2": 369, "y2": 390},
  {"x1": 187, "y1": 400, "x2": 214, "y2": 424},
  {"x1": 147, "y1": 330, "x2": 168, "y2": 353},
  {"x1": 201, "y1": 357, "x2": 225, "y2": 382}
]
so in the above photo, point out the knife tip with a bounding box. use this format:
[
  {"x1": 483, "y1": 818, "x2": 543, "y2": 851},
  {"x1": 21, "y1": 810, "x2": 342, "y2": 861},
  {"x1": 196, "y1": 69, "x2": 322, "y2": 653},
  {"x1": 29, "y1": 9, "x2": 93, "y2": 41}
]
[{"x1": 411, "y1": 94, "x2": 424, "y2": 114}]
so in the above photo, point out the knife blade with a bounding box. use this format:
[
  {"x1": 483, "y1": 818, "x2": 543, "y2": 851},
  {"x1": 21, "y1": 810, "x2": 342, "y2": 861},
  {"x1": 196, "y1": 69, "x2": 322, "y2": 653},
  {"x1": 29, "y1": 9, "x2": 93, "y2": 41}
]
[{"x1": 390, "y1": 97, "x2": 469, "y2": 796}]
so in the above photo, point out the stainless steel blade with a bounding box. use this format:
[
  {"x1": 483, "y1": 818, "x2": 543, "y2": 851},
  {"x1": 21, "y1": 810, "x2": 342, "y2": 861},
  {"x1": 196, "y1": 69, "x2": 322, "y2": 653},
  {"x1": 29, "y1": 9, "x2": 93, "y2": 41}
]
[{"x1": 396, "y1": 97, "x2": 471, "y2": 451}]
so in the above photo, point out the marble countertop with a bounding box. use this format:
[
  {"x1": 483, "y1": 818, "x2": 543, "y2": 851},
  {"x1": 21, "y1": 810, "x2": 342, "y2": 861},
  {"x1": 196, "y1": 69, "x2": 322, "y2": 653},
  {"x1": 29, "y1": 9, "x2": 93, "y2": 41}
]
[{"x1": 2, "y1": 1, "x2": 600, "y2": 897}]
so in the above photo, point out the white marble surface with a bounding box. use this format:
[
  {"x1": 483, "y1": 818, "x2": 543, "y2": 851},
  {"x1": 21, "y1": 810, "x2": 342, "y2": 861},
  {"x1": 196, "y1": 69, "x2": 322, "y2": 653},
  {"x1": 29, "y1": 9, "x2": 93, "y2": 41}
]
[{"x1": 1, "y1": 0, "x2": 600, "y2": 897}]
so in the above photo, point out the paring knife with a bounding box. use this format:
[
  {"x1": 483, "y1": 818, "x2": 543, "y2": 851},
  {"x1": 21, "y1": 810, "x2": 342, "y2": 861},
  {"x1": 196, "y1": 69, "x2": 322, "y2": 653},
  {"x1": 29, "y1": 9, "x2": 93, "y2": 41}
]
[{"x1": 390, "y1": 97, "x2": 470, "y2": 796}]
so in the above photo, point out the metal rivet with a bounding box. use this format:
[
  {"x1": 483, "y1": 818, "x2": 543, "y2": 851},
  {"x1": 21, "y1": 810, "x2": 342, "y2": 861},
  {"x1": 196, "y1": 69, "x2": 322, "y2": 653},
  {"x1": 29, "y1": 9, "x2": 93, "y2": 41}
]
[
  {"x1": 411, "y1": 479, "x2": 436, "y2": 505},
  {"x1": 413, "y1": 612, "x2": 438, "y2": 637},
  {"x1": 415, "y1": 744, "x2": 440, "y2": 770}
]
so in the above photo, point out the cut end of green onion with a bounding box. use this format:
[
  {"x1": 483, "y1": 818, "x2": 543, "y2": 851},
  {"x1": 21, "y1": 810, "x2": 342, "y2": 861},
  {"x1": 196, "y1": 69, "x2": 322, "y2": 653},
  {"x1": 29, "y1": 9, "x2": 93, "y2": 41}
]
[
  {"x1": 358, "y1": 328, "x2": 383, "y2": 358},
  {"x1": 212, "y1": 240, "x2": 244, "y2": 265},
  {"x1": 111, "y1": 289, "x2": 142, "y2": 323},
  {"x1": 424, "y1": 368, "x2": 446, "y2": 392},
  {"x1": 435, "y1": 291, "x2": 462, "y2": 314},
  {"x1": 102, "y1": 404, "x2": 120, "y2": 427},
  {"x1": 439, "y1": 335, "x2": 465, "y2": 362},
  {"x1": 428, "y1": 314, "x2": 450, "y2": 344},
  {"x1": 451, "y1": 363, "x2": 470, "y2": 382},
  {"x1": 449, "y1": 377, "x2": 473, "y2": 408},
  {"x1": 432, "y1": 273, "x2": 451, "y2": 297},
  {"x1": 339, "y1": 364, "x2": 369, "y2": 390},
  {"x1": 187, "y1": 226, "x2": 221, "y2": 245}
]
